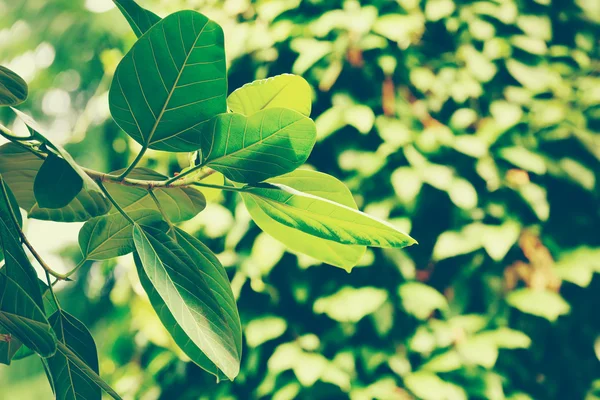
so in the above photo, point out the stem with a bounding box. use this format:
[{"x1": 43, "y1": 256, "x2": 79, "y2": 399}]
[
  {"x1": 0, "y1": 123, "x2": 35, "y2": 141},
  {"x1": 44, "y1": 270, "x2": 62, "y2": 311},
  {"x1": 115, "y1": 146, "x2": 147, "y2": 181},
  {"x1": 148, "y1": 189, "x2": 174, "y2": 231},
  {"x1": 163, "y1": 164, "x2": 215, "y2": 185},
  {"x1": 191, "y1": 181, "x2": 247, "y2": 192},
  {"x1": 0, "y1": 179, "x2": 69, "y2": 280},
  {"x1": 96, "y1": 181, "x2": 135, "y2": 224}
]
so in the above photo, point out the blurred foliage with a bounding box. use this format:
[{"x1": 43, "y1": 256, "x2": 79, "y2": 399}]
[{"x1": 1, "y1": 0, "x2": 599, "y2": 399}]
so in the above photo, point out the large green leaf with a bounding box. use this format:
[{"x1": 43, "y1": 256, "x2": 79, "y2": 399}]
[
  {"x1": 137, "y1": 227, "x2": 241, "y2": 380},
  {"x1": 113, "y1": 0, "x2": 161, "y2": 38},
  {"x1": 199, "y1": 108, "x2": 317, "y2": 183},
  {"x1": 133, "y1": 225, "x2": 240, "y2": 380},
  {"x1": 241, "y1": 170, "x2": 366, "y2": 270},
  {"x1": 55, "y1": 342, "x2": 122, "y2": 400},
  {"x1": 109, "y1": 10, "x2": 227, "y2": 152},
  {"x1": 105, "y1": 168, "x2": 205, "y2": 222},
  {"x1": 79, "y1": 209, "x2": 165, "y2": 261},
  {"x1": 0, "y1": 273, "x2": 57, "y2": 357},
  {"x1": 242, "y1": 183, "x2": 416, "y2": 248},
  {"x1": 227, "y1": 74, "x2": 312, "y2": 116},
  {"x1": 0, "y1": 144, "x2": 111, "y2": 222},
  {"x1": 46, "y1": 311, "x2": 102, "y2": 400},
  {"x1": 0, "y1": 65, "x2": 28, "y2": 106},
  {"x1": 34, "y1": 153, "x2": 83, "y2": 209}
]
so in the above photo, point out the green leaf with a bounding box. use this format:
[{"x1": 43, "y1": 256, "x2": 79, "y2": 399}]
[
  {"x1": 113, "y1": 0, "x2": 161, "y2": 38},
  {"x1": 507, "y1": 288, "x2": 570, "y2": 322},
  {"x1": 133, "y1": 225, "x2": 240, "y2": 380},
  {"x1": 241, "y1": 169, "x2": 365, "y2": 270},
  {"x1": 199, "y1": 108, "x2": 316, "y2": 183},
  {"x1": 0, "y1": 273, "x2": 57, "y2": 357},
  {"x1": 105, "y1": 168, "x2": 205, "y2": 222},
  {"x1": 0, "y1": 65, "x2": 28, "y2": 106},
  {"x1": 314, "y1": 287, "x2": 388, "y2": 322},
  {"x1": 399, "y1": 282, "x2": 448, "y2": 320},
  {"x1": 0, "y1": 144, "x2": 111, "y2": 222},
  {"x1": 0, "y1": 329, "x2": 22, "y2": 365},
  {"x1": 34, "y1": 153, "x2": 83, "y2": 209},
  {"x1": 227, "y1": 74, "x2": 312, "y2": 116},
  {"x1": 109, "y1": 10, "x2": 227, "y2": 152},
  {"x1": 242, "y1": 183, "x2": 416, "y2": 248},
  {"x1": 55, "y1": 342, "x2": 122, "y2": 400},
  {"x1": 137, "y1": 227, "x2": 241, "y2": 380},
  {"x1": 47, "y1": 311, "x2": 102, "y2": 400},
  {"x1": 79, "y1": 209, "x2": 165, "y2": 261}
]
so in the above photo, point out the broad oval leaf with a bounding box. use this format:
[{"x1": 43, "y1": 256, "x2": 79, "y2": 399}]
[
  {"x1": 47, "y1": 311, "x2": 102, "y2": 400},
  {"x1": 243, "y1": 183, "x2": 417, "y2": 248},
  {"x1": 105, "y1": 168, "x2": 206, "y2": 222},
  {"x1": 0, "y1": 273, "x2": 57, "y2": 357},
  {"x1": 199, "y1": 108, "x2": 317, "y2": 183},
  {"x1": 137, "y1": 227, "x2": 241, "y2": 380},
  {"x1": 241, "y1": 170, "x2": 366, "y2": 271},
  {"x1": 79, "y1": 209, "x2": 165, "y2": 261},
  {"x1": 113, "y1": 0, "x2": 161, "y2": 38},
  {"x1": 133, "y1": 225, "x2": 240, "y2": 380},
  {"x1": 34, "y1": 153, "x2": 83, "y2": 209},
  {"x1": 227, "y1": 74, "x2": 312, "y2": 116},
  {"x1": 0, "y1": 65, "x2": 28, "y2": 106},
  {"x1": 0, "y1": 144, "x2": 111, "y2": 222},
  {"x1": 109, "y1": 10, "x2": 227, "y2": 152}
]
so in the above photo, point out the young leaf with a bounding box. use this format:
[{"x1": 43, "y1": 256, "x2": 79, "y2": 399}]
[
  {"x1": 137, "y1": 227, "x2": 241, "y2": 380},
  {"x1": 109, "y1": 10, "x2": 227, "y2": 152},
  {"x1": 79, "y1": 209, "x2": 165, "y2": 260},
  {"x1": 243, "y1": 183, "x2": 416, "y2": 248},
  {"x1": 47, "y1": 311, "x2": 102, "y2": 400},
  {"x1": 0, "y1": 144, "x2": 111, "y2": 222},
  {"x1": 0, "y1": 65, "x2": 28, "y2": 106},
  {"x1": 199, "y1": 108, "x2": 317, "y2": 183},
  {"x1": 55, "y1": 342, "x2": 122, "y2": 400},
  {"x1": 241, "y1": 170, "x2": 366, "y2": 270},
  {"x1": 105, "y1": 168, "x2": 206, "y2": 222},
  {"x1": 34, "y1": 153, "x2": 83, "y2": 209},
  {"x1": 227, "y1": 74, "x2": 312, "y2": 116},
  {"x1": 132, "y1": 225, "x2": 240, "y2": 380},
  {"x1": 0, "y1": 273, "x2": 57, "y2": 357},
  {"x1": 113, "y1": 0, "x2": 161, "y2": 38}
]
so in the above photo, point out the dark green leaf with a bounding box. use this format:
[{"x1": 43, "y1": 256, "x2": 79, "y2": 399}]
[
  {"x1": 133, "y1": 225, "x2": 240, "y2": 380},
  {"x1": 79, "y1": 209, "x2": 165, "y2": 260},
  {"x1": 105, "y1": 168, "x2": 206, "y2": 222},
  {"x1": 137, "y1": 227, "x2": 241, "y2": 380},
  {"x1": 0, "y1": 143, "x2": 111, "y2": 222},
  {"x1": 241, "y1": 170, "x2": 366, "y2": 270},
  {"x1": 0, "y1": 273, "x2": 57, "y2": 357},
  {"x1": 199, "y1": 108, "x2": 316, "y2": 183},
  {"x1": 55, "y1": 341, "x2": 122, "y2": 400},
  {"x1": 47, "y1": 311, "x2": 102, "y2": 400},
  {"x1": 227, "y1": 74, "x2": 312, "y2": 116},
  {"x1": 243, "y1": 183, "x2": 416, "y2": 248},
  {"x1": 34, "y1": 153, "x2": 83, "y2": 209},
  {"x1": 0, "y1": 65, "x2": 28, "y2": 106},
  {"x1": 0, "y1": 329, "x2": 22, "y2": 365},
  {"x1": 113, "y1": 0, "x2": 161, "y2": 38},
  {"x1": 109, "y1": 10, "x2": 227, "y2": 152}
]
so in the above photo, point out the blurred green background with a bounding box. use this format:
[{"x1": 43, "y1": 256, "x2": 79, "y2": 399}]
[{"x1": 1, "y1": 0, "x2": 599, "y2": 399}]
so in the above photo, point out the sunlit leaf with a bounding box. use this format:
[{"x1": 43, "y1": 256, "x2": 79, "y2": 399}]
[
  {"x1": 507, "y1": 289, "x2": 570, "y2": 322},
  {"x1": 109, "y1": 10, "x2": 227, "y2": 152},
  {"x1": 105, "y1": 168, "x2": 205, "y2": 222},
  {"x1": 227, "y1": 74, "x2": 312, "y2": 116},
  {"x1": 199, "y1": 108, "x2": 316, "y2": 183},
  {"x1": 0, "y1": 65, "x2": 28, "y2": 106},
  {"x1": 242, "y1": 183, "x2": 416, "y2": 248},
  {"x1": 314, "y1": 287, "x2": 388, "y2": 322},
  {"x1": 47, "y1": 311, "x2": 102, "y2": 400},
  {"x1": 113, "y1": 0, "x2": 161, "y2": 38},
  {"x1": 133, "y1": 225, "x2": 240, "y2": 380},
  {"x1": 241, "y1": 169, "x2": 366, "y2": 270},
  {"x1": 79, "y1": 209, "x2": 165, "y2": 261},
  {"x1": 399, "y1": 282, "x2": 448, "y2": 320}
]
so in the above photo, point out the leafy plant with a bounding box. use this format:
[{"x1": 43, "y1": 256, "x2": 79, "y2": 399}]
[{"x1": 0, "y1": 1, "x2": 415, "y2": 398}]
